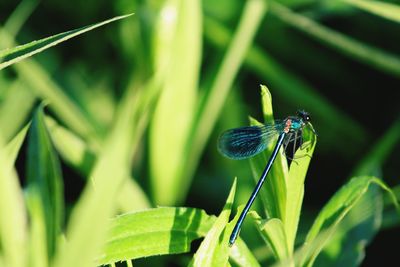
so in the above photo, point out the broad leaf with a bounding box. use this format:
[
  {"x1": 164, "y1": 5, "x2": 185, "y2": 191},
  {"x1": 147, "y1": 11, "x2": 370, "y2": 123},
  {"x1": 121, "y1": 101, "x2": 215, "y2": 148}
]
[
  {"x1": 150, "y1": 0, "x2": 202, "y2": 205},
  {"x1": 96, "y1": 207, "x2": 215, "y2": 265}
]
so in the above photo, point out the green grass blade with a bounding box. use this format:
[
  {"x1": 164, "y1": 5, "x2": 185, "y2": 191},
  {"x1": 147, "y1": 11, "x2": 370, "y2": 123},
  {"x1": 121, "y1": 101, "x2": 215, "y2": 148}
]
[
  {"x1": 0, "y1": 14, "x2": 133, "y2": 70},
  {"x1": 300, "y1": 176, "x2": 398, "y2": 266},
  {"x1": 0, "y1": 81, "x2": 36, "y2": 142},
  {"x1": 149, "y1": 0, "x2": 202, "y2": 205},
  {"x1": 249, "y1": 86, "x2": 288, "y2": 220},
  {"x1": 44, "y1": 115, "x2": 95, "y2": 175},
  {"x1": 44, "y1": 88, "x2": 152, "y2": 211},
  {"x1": 183, "y1": 0, "x2": 267, "y2": 205},
  {"x1": 252, "y1": 214, "x2": 290, "y2": 262},
  {"x1": 53, "y1": 70, "x2": 153, "y2": 267},
  {"x1": 190, "y1": 179, "x2": 237, "y2": 267},
  {"x1": 4, "y1": 123, "x2": 30, "y2": 165},
  {"x1": 341, "y1": 0, "x2": 400, "y2": 23},
  {"x1": 0, "y1": 140, "x2": 27, "y2": 267},
  {"x1": 270, "y1": 1, "x2": 400, "y2": 77},
  {"x1": 26, "y1": 105, "x2": 64, "y2": 258},
  {"x1": 284, "y1": 131, "x2": 316, "y2": 254},
  {"x1": 313, "y1": 185, "x2": 383, "y2": 267},
  {"x1": 229, "y1": 237, "x2": 261, "y2": 267},
  {"x1": 46, "y1": 116, "x2": 150, "y2": 212},
  {"x1": 96, "y1": 207, "x2": 215, "y2": 265},
  {"x1": 26, "y1": 188, "x2": 49, "y2": 267}
]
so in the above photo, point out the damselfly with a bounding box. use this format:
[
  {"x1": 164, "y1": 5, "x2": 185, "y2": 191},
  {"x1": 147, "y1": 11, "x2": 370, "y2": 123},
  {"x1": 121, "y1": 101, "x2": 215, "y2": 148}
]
[{"x1": 218, "y1": 110, "x2": 316, "y2": 246}]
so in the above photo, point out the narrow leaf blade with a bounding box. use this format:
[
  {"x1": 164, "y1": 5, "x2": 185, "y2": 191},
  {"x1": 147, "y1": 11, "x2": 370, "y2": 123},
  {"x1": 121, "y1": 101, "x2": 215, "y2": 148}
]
[
  {"x1": 26, "y1": 105, "x2": 64, "y2": 258},
  {"x1": 0, "y1": 14, "x2": 133, "y2": 70}
]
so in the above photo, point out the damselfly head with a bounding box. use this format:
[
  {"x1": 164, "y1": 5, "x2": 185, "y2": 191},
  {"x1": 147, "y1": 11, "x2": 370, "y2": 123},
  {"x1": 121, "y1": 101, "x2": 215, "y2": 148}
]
[{"x1": 297, "y1": 110, "x2": 311, "y2": 122}]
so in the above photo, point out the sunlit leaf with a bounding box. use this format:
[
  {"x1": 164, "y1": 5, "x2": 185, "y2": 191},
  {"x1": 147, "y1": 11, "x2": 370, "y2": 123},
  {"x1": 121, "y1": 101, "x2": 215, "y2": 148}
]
[
  {"x1": 26, "y1": 188, "x2": 48, "y2": 267},
  {"x1": 0, "y1": 135, "x2": 27, "y2": 267},
  {"x1": 229, "y1": 238, "x2": 261, "y2": 267},
  {"x1": 341, "y1": 0, "x2": 400, "y2": 23},
  {"x1": 182, "y1": 0, "x2": 268, "y2": 205},
  {"x1": 249, "y1": 85, "x2": 288, "y2": 220},
  {"x1": 0, "y1": 14, "x2": 133, "y2": 70},
  {"x1": 190, "y1": 179, "x2": 236, "y2": 267},
  {"x1": 253, "y1": 214, "x2": 290, "y2": 261},
  {"x1": 150, "y1": 0, "x2": 202, "y2": 205},
  {"x1": 96, "y1": 207, "x2": 215, "y2": 265}
]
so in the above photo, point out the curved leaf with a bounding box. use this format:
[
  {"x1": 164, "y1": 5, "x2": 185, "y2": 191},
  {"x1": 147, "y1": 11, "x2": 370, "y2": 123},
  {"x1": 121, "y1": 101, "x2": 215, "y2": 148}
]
[
  {"x1": 300, "y1": 176, "x2": 398, "y2": 266},
  {"x1": 252, "y1": 214, "x2": 290, "y2": 261},
  {"x1": 229, "y1": 238, "x2": 261, "y2": 267},
  {"x1": 96, "y1": 207, "x2": 215, "y2": 265},
  {"x1": 190, "y1": 179, "x2": 237, "y2": 267},
  {"x1": 0, "y1": 14, "x2": 133, "y2": 70}
]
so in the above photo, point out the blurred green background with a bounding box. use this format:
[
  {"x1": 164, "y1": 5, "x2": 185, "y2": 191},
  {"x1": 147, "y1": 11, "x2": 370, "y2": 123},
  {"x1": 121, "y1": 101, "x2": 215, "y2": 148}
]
[{"x1": 1, "y1": 0, "x2": 399, "y2": 266}]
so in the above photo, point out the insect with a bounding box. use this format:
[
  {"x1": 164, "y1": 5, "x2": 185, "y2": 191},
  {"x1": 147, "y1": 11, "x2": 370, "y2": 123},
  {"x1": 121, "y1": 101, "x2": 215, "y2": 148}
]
[{"x1": 217, "y1": 110, "x2": 316, "y2": 246}]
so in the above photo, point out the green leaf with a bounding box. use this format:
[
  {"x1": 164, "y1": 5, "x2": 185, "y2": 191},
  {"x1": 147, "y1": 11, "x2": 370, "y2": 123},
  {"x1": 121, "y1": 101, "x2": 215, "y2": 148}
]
[
  {"x1": 150, "y1": 0, "x2": 202, "y2": 205},
  {"x1": 314, "y1": 185, "x2": 383, "y2": 267},
  {"x1": 4, "y1": 123, "x2": 30, "y2": 165},
  {"x1": 248, "y1": 86, "x2": 317, "y2": 261},
  {"x1": 0, "y1": 0, "x2": 38, "y2": 49},
  {"x1": 253, "y1": 214, "x2": 290, "y2": 261},
  {"x1": 284, "y1": 129, "x2": 316, "y2": 253},
  {"x1": 249, "y1": 85, "x2": 288, "y2": 221},
  {"x1": 0, "y1": 14, "x2": 133, "y2": 70},
  {"x1": 0, "y1": 137, "x2": 27, "y2": 267},
  {"x1": 182, "y1": 0, "x2": 268, "y2": 204},
  {"x1": 96, "y1": 207, "x2": 215, "y2": 265},
  {"x1": 0, "y1": 81, "x2": 36, "y2": 142},
  {"x1": 190, "y1": 179, "x2": 236, "y2": 267},
  {"x1": 53, "y1": 73, "x2": 155, "y2": 267},
  {"x1": 44, "y1": 89, "x2": 151, "y2": 212},
  {"x1": 26, "y1": 188, "x2": 49, "y2": 267},
  {"x1": 229, "y1": 238, "x2": 261, "y2": 267},
  {"x1": 300, "y1": 176, "x2": 398, "y2": 266},
  {"x1": 26, "y1": 105, "x2": 64, "y2": 258},
  {"x1": 44, "y1": 115, "x2": 95, "y2": 175},
  {"x1": 341, "y1": 0, "x2": 400, "y2": 23}
]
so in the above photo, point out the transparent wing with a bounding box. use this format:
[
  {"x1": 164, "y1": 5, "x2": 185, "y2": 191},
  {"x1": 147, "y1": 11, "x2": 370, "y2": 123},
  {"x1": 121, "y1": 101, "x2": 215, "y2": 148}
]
[{"x1": 217, "y1": 124, "x2": 279, "y2": 160}]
